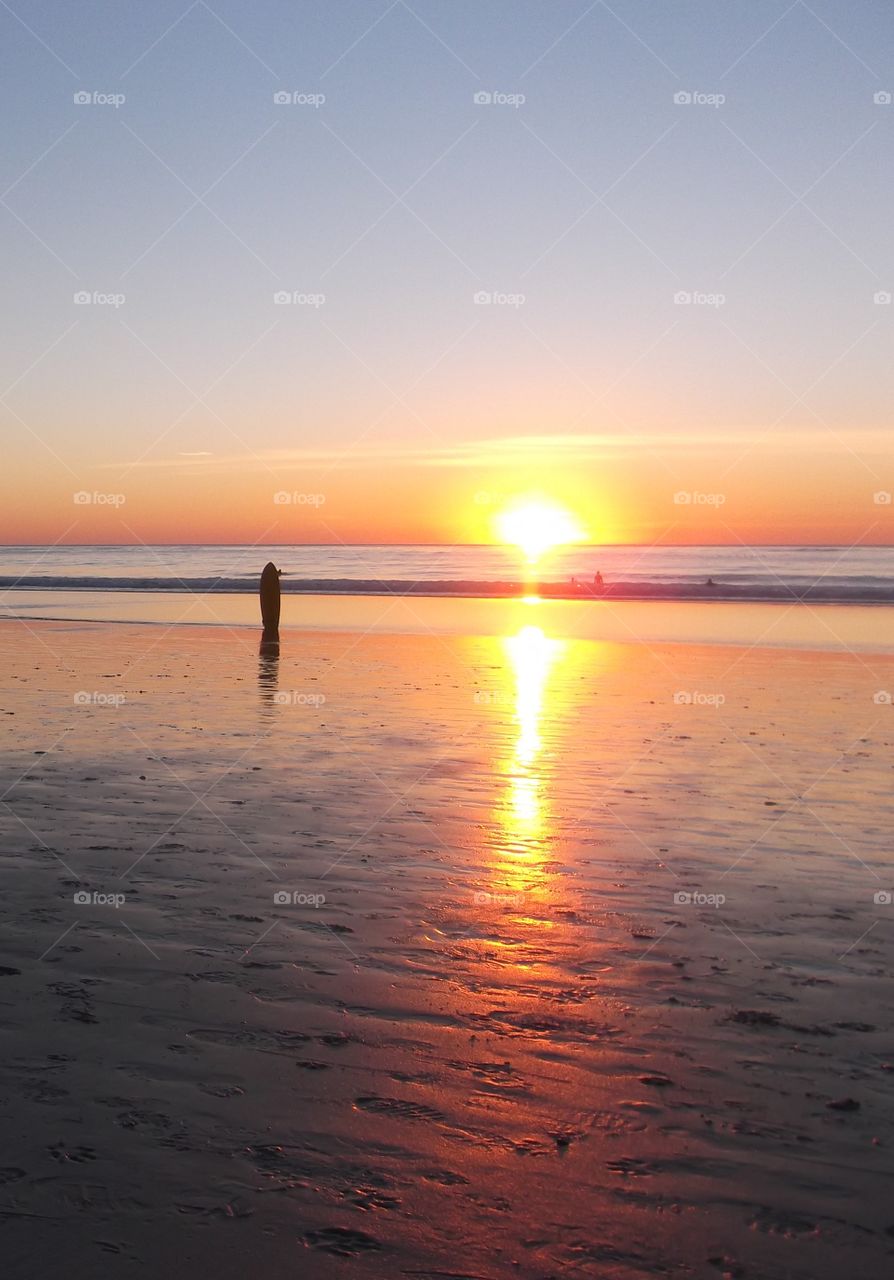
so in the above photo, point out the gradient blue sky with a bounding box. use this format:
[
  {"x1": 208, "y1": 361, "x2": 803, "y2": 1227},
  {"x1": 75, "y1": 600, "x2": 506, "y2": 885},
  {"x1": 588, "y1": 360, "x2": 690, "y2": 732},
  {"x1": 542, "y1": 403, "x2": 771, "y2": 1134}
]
[{"x1": 2, "y1": 1, "x2": 893, "y2": 543}]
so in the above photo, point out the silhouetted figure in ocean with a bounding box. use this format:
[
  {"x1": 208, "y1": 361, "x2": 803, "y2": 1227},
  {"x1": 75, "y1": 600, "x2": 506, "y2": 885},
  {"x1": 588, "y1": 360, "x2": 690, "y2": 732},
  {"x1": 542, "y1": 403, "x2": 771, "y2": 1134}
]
[
  {"x1": 260, "y1": 561, "x2": 282, "y2": 654},
  {"x1": 594, "y1": 571, "x2": 604, "y2": 591}
]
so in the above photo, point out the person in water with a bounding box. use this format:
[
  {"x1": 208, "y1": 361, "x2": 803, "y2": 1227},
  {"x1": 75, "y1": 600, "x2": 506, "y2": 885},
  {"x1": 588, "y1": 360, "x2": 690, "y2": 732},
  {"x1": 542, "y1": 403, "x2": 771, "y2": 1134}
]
[{"x1": 594, "y1": 571, "x2": 604, "y2": 590}]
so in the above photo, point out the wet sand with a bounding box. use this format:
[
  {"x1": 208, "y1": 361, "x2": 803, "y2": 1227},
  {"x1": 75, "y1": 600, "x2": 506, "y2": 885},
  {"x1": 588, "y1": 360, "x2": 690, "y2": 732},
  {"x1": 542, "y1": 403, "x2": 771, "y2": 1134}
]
[
  {"x1": 4, "y1": 588, "x2": 894, "y2": 651},
  {"x1": 1, "y1": 616, "x2": 893, "y2": 1278}
]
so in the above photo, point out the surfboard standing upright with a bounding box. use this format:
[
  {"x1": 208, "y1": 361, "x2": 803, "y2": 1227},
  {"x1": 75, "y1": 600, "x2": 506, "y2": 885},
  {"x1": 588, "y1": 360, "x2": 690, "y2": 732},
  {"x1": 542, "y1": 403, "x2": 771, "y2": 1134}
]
[{"x1": 260, "y1": 561, "x2": 281, "y2": 651}]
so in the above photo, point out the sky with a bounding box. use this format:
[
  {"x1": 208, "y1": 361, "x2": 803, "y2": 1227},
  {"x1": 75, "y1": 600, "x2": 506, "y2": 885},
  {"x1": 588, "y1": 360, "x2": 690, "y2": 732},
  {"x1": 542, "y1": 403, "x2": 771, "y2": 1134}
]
[{"x1": 1, "y1": 0, "x2": 893, "y2": 546}]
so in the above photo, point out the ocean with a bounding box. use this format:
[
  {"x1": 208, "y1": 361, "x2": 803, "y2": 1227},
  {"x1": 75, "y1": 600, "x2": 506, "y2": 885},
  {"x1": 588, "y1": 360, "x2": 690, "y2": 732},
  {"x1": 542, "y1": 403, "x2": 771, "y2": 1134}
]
[{"x1": 1, "y1": 543, "x2": 893, "y2": 601}]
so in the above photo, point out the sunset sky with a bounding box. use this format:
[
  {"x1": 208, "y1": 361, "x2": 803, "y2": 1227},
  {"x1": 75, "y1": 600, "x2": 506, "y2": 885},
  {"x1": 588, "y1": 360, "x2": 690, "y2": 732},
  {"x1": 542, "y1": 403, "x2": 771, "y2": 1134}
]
[{"x1": 2, "y1": 0, "x2": 893, "y2": 546}]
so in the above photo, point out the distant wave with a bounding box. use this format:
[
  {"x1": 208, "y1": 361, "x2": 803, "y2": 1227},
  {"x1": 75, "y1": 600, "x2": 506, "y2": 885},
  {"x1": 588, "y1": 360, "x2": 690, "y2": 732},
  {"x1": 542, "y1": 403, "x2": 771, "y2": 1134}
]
[{"x1": 3, "y1": 575, "x2": 894, "y2": 602}]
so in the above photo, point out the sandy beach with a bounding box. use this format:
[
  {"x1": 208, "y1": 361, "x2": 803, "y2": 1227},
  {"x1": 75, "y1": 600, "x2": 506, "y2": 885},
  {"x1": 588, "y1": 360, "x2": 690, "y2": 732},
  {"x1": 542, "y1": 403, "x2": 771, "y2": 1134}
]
[{"x1": 1, "y1": 611, "x2": 892, "y2": 1278}]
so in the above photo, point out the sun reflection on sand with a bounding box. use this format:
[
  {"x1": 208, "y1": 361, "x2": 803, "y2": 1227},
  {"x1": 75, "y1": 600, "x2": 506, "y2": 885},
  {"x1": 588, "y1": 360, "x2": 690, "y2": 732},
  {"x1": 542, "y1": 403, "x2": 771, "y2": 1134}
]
[{"x1": 501, "y1": 624, "x2": 565, "y2": 857}]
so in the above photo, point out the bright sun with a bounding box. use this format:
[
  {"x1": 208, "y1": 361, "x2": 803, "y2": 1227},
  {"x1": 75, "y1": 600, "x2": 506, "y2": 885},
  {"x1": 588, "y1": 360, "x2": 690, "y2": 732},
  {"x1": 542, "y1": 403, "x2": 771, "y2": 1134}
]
[{"x1": 496, "y1": 500, "x2": 586, "y2": 561}]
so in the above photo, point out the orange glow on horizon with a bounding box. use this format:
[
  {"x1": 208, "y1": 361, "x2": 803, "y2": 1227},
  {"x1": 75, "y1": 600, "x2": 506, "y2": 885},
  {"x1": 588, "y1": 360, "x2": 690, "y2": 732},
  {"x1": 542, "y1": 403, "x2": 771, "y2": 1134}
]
[{"x1": 2, "y1": 446, "x2": 891, "y2": 546}]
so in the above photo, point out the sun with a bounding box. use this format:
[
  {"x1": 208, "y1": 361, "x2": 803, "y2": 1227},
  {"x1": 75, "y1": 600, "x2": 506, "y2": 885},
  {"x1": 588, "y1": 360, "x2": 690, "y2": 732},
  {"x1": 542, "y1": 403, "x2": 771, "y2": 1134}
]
[{"x1": 496, "y1": 500, "x2": 586, "y2": 561}]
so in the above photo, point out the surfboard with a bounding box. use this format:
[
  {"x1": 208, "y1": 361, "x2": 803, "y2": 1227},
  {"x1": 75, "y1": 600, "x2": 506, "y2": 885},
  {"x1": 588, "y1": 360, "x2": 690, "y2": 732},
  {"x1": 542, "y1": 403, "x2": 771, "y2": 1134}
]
[{"x1": 260, "y1": 561, "x2": 281, "y2": 639}]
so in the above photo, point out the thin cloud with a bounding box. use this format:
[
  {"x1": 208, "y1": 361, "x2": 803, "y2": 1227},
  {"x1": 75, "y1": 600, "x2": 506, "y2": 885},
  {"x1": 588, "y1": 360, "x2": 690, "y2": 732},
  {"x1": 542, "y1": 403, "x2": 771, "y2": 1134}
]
[{"x1": 102, "y1": 430, "x2": 893, "y2": 474}]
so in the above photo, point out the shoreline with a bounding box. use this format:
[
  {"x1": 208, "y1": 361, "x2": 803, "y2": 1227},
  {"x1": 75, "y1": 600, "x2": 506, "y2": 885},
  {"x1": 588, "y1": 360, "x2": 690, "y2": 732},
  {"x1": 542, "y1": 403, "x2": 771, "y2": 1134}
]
[
  {"x1": 5, "y1": 577, "x2": 894, "y2": 603},
  {"x1": 3, "y1": 593, "x2": 894, "y2": 653}
]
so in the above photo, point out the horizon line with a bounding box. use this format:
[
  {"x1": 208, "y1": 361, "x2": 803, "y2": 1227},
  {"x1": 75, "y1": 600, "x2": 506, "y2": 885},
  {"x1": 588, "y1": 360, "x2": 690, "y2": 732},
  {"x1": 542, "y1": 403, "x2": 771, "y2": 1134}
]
[{"x1": 1, "y1": 541, "x2": 893, "y2": 551}]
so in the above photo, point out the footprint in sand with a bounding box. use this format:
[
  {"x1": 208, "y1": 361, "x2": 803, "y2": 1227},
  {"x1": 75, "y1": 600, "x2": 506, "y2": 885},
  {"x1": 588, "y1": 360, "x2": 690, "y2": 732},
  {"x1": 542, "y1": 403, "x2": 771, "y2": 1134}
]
[
  {"x1": 606, "y1": 1157, "x2": 656, "y2": 1177},
  {"x1": 188, "y1": 1027, "x2": 312, "y2": 1052},
  {"x1": 302, "y1": 1227, "x2": 382, "y2": 1257},
  {"x1": 48, "y1": 1143, "x2": 96, "y2": 1164},
  {"x1": 354, "y1": 1095, "x2": 447, "y2": 1124}
]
